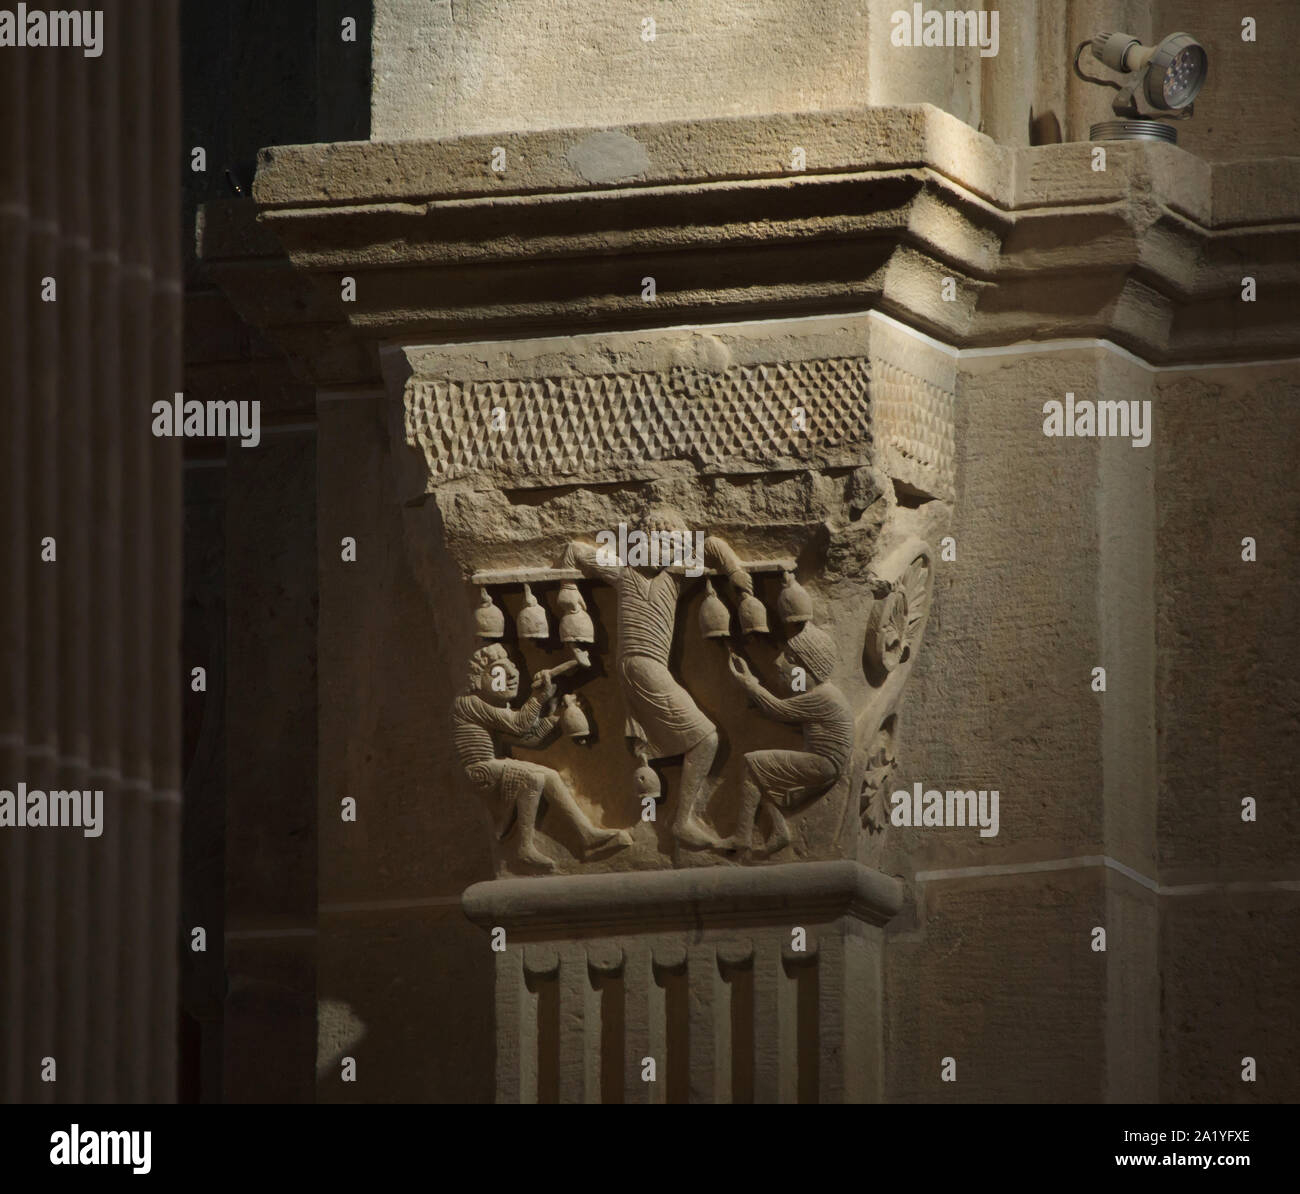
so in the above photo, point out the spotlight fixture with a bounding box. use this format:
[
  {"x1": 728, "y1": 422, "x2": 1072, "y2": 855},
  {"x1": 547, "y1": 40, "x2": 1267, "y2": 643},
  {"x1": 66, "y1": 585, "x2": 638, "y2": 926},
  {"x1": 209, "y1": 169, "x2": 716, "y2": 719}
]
[{"x1": 1074, "y1": 31, "x2": 1208, "y2": 144}]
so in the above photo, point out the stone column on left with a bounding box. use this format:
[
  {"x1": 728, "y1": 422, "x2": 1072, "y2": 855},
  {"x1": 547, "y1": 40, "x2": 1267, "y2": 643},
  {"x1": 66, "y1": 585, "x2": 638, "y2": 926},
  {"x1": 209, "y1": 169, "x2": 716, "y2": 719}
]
[{"x1": 0, "y1": 0, "x2": 184, "y2": 1105}]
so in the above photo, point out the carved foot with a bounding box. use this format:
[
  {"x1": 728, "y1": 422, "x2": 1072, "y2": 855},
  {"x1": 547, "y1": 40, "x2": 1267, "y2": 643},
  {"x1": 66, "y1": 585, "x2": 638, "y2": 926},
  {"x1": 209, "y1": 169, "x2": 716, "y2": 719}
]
[
  {"x1": 518, "y1": 845, "x2": 558, "y2": 873},
  {"x1": 673, "y1": 818, "x2": 724, "y2": 851},
  {"x1": 584, "y1": 827, "x2": 633, "y2": 858},
  {"x1": 717, "y1": 833, "x2": 753, "y2": 856}
]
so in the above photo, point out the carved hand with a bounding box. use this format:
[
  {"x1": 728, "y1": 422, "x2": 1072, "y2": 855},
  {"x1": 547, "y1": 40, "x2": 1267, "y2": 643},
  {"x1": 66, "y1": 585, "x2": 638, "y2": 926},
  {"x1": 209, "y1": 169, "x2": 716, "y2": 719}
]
[
  {"x1": 728, "y1": 653, "x2": 757, "y2": 689},
  {"x1": 531, "y1": 671, "x2": 556, "y2": 699},
  {"x1": 728, "y1": 568, "x2": 755, "y2": 596}
]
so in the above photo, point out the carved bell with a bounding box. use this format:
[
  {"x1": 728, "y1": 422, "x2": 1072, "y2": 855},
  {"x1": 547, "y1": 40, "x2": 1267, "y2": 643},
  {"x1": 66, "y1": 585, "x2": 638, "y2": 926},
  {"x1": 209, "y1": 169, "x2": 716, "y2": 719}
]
[
  {"x1": 556, "y1": 583, "x2": 594, "y2": 644},
  {"x1": 738, "y1": 591, "x2": 769, "y2": 635},
  {"x1": 559, "y1": 693, "x2": 590, "y2": 741},
  {"x1": 698, "y1": 580, "x2": 731, "y2": 639},
  {"x1": 777, "y1": 569, "x2": 813, "y2": 627},
  {"x1": 516, "y1": 584, "x2": 549, "y2": 640},
  {"x1": 474, "y1": 588, "x2": 505, "y2": 639}
]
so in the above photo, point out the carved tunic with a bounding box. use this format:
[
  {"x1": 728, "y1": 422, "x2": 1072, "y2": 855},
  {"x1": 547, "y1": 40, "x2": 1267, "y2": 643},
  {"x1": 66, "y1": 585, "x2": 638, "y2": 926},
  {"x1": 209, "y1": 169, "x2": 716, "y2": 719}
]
[
  {"x1": 744, "y1": 682, "x2": 853, "y2": 805},
  {"x1": 452, "y1": 692, "x2": 557, "y2": 838},
  {"x1": 563, "y1": 536, "x2": 745, "y2": 759},
  {"x1": 452, "y1": 692, "x2": 548, "y2": 766},
  {"x1": 616, "y1": 568, "x2": 681, "y2": 662}
]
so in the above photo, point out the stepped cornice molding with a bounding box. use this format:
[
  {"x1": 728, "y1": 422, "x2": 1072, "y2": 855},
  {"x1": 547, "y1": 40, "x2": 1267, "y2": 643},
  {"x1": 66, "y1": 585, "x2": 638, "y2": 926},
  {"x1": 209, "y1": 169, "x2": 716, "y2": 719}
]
[{"x1": 198, "y1": 103, "x2": 1300, "y2": 381}]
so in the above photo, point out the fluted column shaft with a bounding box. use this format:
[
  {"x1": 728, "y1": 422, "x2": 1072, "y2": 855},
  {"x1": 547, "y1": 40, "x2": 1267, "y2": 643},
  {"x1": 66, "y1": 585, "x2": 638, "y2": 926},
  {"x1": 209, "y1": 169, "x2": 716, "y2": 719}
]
[{"x1": 0, "y1": 0, "x2": 182, "y2": 1105}]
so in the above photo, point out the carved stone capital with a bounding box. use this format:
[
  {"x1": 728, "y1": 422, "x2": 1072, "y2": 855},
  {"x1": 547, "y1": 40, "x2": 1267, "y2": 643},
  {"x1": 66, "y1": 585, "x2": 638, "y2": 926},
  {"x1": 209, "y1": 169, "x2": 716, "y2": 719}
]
[{"x1": 382, "y1": 312, "x2": 953, "y2": 877}]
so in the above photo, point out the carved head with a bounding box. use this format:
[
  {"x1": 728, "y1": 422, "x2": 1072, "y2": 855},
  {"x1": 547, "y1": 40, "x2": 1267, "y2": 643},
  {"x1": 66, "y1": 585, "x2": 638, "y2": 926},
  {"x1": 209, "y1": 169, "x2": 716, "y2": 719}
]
[
  {"x1": 467, "y1": 642, "x2": 519, "y2": 701},
  {"x1": 779, "y1": 622, "x2": 838, "y2": 689}
]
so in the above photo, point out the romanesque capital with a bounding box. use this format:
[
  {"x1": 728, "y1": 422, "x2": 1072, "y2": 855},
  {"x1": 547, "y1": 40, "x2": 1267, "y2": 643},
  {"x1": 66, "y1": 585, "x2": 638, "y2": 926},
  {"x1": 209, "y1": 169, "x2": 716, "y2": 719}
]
[{"x1": 382, "y1": 312, "x2": 954, "y2": 877}]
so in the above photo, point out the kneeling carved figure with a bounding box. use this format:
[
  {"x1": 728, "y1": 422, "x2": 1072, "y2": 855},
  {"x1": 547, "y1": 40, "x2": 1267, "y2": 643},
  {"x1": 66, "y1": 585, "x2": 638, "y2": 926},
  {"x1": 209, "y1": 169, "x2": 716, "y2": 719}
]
[
  {"x1": 723, "y1": 622, "x2": 853, "y2": 856},
  {"x1": 452, "y1": 643, "x2": 631, "y2": 871}
]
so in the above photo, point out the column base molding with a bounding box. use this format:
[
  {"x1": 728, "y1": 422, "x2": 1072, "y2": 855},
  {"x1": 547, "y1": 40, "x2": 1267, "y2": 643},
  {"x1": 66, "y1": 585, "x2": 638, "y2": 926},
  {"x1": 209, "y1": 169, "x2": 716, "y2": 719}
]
[{"x1": 463, "y1": 861, "x2": 901, "y2": 1104}]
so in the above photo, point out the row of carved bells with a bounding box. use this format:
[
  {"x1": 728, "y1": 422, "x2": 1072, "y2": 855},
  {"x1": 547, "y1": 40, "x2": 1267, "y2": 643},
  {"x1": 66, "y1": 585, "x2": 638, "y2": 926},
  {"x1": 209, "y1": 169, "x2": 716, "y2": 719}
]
[
  {"x1": 473, "y1": 570, "x2": 816, "y2": 644},
  {"x1": 475, "y1": 582, "x2": 595, "y2": 643}
]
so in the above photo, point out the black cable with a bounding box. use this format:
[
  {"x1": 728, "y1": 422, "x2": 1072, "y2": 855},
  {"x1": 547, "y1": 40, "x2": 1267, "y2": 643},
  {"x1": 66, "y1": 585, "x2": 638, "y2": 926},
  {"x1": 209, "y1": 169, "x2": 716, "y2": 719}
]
[{"x1": 1073, "y1": 41, "x2": 1122, "y2": 90}]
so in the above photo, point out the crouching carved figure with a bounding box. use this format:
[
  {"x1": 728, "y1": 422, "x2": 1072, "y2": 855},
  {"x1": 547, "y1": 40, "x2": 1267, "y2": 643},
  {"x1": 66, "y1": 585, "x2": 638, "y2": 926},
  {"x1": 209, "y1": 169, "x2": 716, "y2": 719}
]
[
  {"x1": 723, "y1": 621, "x2": 854, "y2": 856},
  {"x1": 452, "y1": 643, "x2": 631, "y2": 871}
]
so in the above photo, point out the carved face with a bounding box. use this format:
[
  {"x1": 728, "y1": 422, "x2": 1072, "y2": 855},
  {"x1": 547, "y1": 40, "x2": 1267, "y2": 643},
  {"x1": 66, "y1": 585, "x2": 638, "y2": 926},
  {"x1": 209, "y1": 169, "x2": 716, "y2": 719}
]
[
  {"x1": 774, "y1": 649, "x2": 798, "y2": 692},
  {"x1": 474, "y1": 648, "x2": 519, "y2": 701}
]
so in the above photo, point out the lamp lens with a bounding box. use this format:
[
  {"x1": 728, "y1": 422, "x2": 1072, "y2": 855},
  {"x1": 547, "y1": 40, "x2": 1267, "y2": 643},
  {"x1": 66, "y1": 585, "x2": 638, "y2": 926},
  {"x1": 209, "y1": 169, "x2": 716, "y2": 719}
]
[{"x1": 1163, "y1": 44, "x2": 1206, "y2": 106}]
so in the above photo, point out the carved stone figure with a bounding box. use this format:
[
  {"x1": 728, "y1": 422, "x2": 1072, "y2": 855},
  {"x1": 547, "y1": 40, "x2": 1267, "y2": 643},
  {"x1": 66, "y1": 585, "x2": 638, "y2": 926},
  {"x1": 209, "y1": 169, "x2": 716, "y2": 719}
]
[
  {"x1": 561, "y1": 507, "x2": 752, "y2": 850},
  {"x1": 723, "y1": 622, "x2": 854, "y2": 856},
  {"x1": 452, "y1": 643, "x2": 631, "y2": 870}
]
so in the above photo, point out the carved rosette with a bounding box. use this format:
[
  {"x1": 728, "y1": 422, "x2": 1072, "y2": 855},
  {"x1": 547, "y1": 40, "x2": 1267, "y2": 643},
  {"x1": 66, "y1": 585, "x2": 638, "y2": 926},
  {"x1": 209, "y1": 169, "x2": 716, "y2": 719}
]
[{"x1": 382, "y1": 313, "x2": 955, "y2": 877}]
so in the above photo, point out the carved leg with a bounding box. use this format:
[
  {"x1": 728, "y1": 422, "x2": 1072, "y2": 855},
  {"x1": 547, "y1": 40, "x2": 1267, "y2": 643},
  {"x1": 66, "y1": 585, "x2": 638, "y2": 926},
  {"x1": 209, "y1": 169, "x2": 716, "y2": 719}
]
[
  {"x1": 673, "y1": 729, "x2": 722, "y2": 849},
  {"x1": 541, "y1": 772, "x2": 631, "y2": 856},
  {"x1": 721, "y1": 774, "x2": 763, "y2": 854},
  {"x1": 514, "y1": 774, "x2": 557, "y2": 872},
  {"x1": 759, "y1": 804, "x2": 791, "y2": 857}
]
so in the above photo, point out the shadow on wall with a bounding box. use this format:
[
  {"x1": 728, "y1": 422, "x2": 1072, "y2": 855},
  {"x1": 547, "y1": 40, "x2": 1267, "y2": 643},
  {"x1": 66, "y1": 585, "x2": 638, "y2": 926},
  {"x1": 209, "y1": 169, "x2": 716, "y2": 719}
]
[
  {"x1": 180, "y1": 0, "x2": 371, "y2": 277},
  {"x1": 1030, "y1": 108, "x2": 1062, "y2": 145}
]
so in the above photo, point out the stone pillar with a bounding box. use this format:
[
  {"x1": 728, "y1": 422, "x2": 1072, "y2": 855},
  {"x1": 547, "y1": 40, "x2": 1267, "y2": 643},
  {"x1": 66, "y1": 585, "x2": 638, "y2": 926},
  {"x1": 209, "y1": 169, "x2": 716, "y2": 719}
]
[
  {"x1": 150, "y1": 0, "x2": 184, "y2": 1106},
  {"x1": 53, "y1": 19, "x2": 91, "y2": 1108},
  {"x1": 0, "y1": 0, "x2": 183, "y2": 1104},
  {"x1": 0, "y1": 37, "x2": 29, "y2": 1109},
  {"x1": 366, "y1": 311, "x2": 948, "y2": 1108},
  {"x1": 85, "y1": 12, "x2": 125, "y2": 1105},
  {"x1": 465, "y1": 862, "x2": 901, "y2": 1104},
  {"x1": 202, "y1": 77, "x2": 1300, "y2": 1104},
  {"x1": 24, "y1": 43, "x2": 60, "y2": 1111}
]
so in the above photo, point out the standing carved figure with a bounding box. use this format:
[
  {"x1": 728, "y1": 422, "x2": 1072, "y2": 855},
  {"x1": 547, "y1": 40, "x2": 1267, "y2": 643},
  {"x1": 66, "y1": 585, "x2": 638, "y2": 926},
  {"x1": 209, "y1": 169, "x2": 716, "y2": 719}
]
[
  {"x1": 452, "y1": 643, "x2": 630, "y2": 871},
  {"x1": 724, "y1": 622, "x2": 853, "y2": 855},
  {"x1": 562, "y1": 508, "x2": 752, "y2": 849}
]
